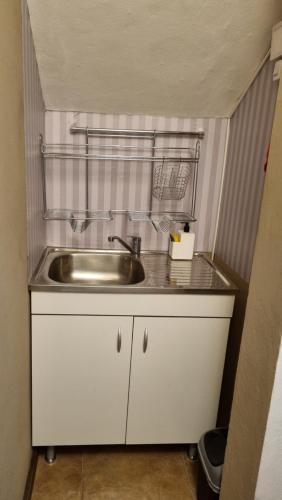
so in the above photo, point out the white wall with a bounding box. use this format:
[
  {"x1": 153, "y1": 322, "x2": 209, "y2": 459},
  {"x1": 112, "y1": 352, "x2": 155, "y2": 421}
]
[
  {"x1": 255, "y1": 339, "x2": 282, "y2": 500},
  {"x1": 0, "y1": 1, "x2": 31, "y2": 498},
  {"x1": 27, "y1": 0, "x2": 282, "y2": 117}
]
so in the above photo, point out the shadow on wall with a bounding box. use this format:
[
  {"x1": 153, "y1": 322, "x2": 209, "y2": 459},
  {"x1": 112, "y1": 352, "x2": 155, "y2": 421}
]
[{"x1": 214, "y1": 256, "x2": 249, "y2": 426}]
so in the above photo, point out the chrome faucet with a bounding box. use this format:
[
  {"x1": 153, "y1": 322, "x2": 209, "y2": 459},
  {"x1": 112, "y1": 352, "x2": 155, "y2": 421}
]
[{"x1": 108, "y1": 235, "x2": 141, "y2": 257}]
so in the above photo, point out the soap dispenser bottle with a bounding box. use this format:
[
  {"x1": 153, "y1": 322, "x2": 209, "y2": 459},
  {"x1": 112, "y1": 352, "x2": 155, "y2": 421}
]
[
  {"x1": 179, "y1": 223, "x2": 195, "y2": 259},
  {"x1": 168, "y1": 223, "x2": 195, "y2": 260}
]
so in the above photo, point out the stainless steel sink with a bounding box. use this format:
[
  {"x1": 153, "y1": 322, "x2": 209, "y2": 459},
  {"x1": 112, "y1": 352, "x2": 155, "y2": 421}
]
[
  {"x1": 30, "y1": 247, "x2": 236, "y2": 293},
  {"x1": 48, "y1": 252, "x2": 145, "y2": 285}
]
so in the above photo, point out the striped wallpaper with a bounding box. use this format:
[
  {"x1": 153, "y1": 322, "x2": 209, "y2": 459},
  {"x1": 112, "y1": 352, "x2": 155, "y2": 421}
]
[
  {"x1": 45, "y1": 111, "x2": 228, "y2": 252},
  {"x1": 215, "y1": 59, "x2": 278, "y2": 281},
  {"x1": 22, "y1": 0, "x2": 46, "y2": 277}
]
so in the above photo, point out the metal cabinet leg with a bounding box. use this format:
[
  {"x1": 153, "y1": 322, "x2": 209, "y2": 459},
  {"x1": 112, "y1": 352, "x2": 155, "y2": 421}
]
[
  {"x1": 45, "y1": 446, "x2": 56, "y2": 464},
  {"x1": 187, "y1": 443, "x2": 198, "y2": 461}
]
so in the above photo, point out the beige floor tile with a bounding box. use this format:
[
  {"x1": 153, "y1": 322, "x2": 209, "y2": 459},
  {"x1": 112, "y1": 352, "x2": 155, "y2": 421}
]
[
  {"x1": 82, "y1": 446, "x2": 195, "y2": 500},
  {"x1": 183, "y1": 455, "x2": 198, "y2": 500},
  {"x1": 83, "y1": 487, "x2": 192, "y2": 500},
  {"x1": 32, "y1": 494, "x2": 81, "y2": 500},
  {"x1": 31, "y1": 447, "x2": 197, "y2": 500},
  {"x1": 32, "y1": 449, "x2": 83, "y2": 499}
]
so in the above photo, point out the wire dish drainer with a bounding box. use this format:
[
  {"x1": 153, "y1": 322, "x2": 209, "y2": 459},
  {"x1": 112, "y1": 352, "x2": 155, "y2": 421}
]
[
  {"x1": 152, "y1": 144, "x2": 199, "y2": 201},
  {"x1": 40, "y1": 126, "x2": 204, "y2": 232}
]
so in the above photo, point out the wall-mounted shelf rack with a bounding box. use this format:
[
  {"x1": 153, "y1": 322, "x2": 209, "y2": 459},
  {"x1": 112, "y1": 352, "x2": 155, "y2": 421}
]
[
  {"x1": 42, "y1": 144, "x2": 200, "y2": 162},
  {"x1": 43, "y1": 209, "x2": 196, "y2": 233},
  {"x1": 40, "y1": 127, "x2": 204, "y2": 232}
]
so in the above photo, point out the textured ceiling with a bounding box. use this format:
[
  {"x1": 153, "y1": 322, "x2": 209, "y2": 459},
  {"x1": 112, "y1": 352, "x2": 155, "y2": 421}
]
[{"x1": 27, "y1": 0, "x2": 282, "y2": 117}]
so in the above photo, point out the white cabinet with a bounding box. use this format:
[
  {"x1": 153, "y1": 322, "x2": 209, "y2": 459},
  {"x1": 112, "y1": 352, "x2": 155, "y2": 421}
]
[
  {"x1": 31, "y1": 292, "x2": 234, "y2": 446},
  {"x1": 32, "y1": 315, "x2": 133, "y2": 445},
  {"x1": 126, "y1": 317, "x2": 229, "y2": 444}
]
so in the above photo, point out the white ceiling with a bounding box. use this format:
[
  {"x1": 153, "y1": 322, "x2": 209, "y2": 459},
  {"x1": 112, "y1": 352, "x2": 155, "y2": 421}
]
[{"x1": 27, "y1": 0, "x2": 282, "y2": 118}]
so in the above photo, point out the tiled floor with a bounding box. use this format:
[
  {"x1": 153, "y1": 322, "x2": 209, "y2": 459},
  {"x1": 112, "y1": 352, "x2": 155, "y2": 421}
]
[{"x1": 31, "y1": 446, "x2": 198, "y2": 500}]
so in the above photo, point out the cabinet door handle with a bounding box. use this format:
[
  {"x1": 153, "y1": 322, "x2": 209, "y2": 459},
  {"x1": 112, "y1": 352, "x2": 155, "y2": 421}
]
[
  {"x1": 117, "y1": 328, "x2": 122, "y2": 353},
  {"x1": 143, "y1": 328, "x2": 148, "y2": 353}
]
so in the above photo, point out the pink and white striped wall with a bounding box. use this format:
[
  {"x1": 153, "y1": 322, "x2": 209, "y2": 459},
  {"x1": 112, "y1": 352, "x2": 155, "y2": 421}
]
[
  {"x1": 215, "y1": 59, "x2": 278, "y2": 281},
  {"x1": 22, "y1": 0, "x2": 46, "y2": 277},
  {"x1": 44, "y1": 111, "x2": 228, "y2": 252}
]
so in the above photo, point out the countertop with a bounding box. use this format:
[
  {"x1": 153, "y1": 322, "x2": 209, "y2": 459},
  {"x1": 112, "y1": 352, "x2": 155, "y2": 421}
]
[{"x1": 29, "y1": 247, "x2": 237, "y2": 294}]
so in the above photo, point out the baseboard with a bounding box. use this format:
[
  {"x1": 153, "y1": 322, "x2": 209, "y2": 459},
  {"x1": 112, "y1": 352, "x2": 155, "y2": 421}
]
[{"x1": 23, "y1": 449, "x2": 39, "y2": 500}]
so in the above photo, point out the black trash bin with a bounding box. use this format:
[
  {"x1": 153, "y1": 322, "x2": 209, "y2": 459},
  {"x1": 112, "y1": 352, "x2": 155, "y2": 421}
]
[{"x1": 197, "y1": 427, "x2": 228, "y2": 500}]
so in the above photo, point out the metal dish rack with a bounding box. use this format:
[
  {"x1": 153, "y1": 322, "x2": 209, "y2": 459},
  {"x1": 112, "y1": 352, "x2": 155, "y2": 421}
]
[
  {"x1": 40, "y1": 126, "x2": 204, "y2": 232},
  {"x1": 152, "y1": 143, "x2": 199, "y2": 201}
]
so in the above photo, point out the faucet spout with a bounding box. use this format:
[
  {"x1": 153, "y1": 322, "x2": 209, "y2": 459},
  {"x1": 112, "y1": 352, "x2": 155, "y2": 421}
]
[{"x1": 108, "y1": 235, "x2": 141, "y2": 257}]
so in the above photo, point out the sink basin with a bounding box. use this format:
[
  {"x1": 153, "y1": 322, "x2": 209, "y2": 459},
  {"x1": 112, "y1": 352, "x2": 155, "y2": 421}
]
[{"x1": 48, "y1": 252, "x2": 145, "y2": 285}]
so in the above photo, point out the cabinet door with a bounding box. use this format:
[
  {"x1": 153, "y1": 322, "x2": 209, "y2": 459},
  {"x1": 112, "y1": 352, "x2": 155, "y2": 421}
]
[
  {"x1": 32, "y1": 315, "x2": 133, "y2": 445},
  {"x1": 126, "y1": 317, "x2": 229, "y2": 444}
]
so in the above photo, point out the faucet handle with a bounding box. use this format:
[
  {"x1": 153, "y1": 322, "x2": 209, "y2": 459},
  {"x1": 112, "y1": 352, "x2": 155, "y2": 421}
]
[
  {"x1": 127, "y1": 235, "x2": 141, "y2": 245},
  {"x1": 127, "y1": 235, "x2": 141, "y2": 256}
]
